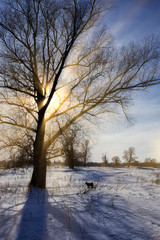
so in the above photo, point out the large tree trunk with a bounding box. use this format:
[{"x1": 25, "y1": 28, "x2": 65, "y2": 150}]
[
  {"x1": 68, "y1": 156, "x2": 75, "y2": 169},
  {"x1": 29, "y1": 108, "x2": 46, "y2": 188}
]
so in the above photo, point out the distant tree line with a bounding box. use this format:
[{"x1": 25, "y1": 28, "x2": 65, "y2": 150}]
[
  {"x1": 1, "y1": 145, "x2": 159, "y2": 170},
  {"x1": 102, "y1": 147, "x2": 160, "y2": 168}
]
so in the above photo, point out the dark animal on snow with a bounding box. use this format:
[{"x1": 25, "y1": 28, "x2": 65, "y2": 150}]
[{"x1": 85, "y1": 182, "x2": 94, "y2": 188}]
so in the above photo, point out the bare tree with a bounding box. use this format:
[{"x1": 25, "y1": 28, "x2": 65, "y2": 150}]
[
  {"x1": 0, "y1": 124, "x2": 34, "y2": 164},
  {"x1": 61, "y1": 124, "x2": 80, "y2": 169},
  {"x1": 0, "y1": 0, "x2": 160, "y2": 188},
  {"x1": 80, "y1": 139, "x2": 90, "y2": 167},
  {"x1": 123, "y1": 147, "x2": 137, "y2": 167},
  {"x1": 112, "y1": 156, "x2": 121, "y2": 167},
  {"x1": 60, "y1": 122, "x2": 90, "y2": 168},
  {"x1": 102, "y1": 153, "x2": 108, "y2": 166}
]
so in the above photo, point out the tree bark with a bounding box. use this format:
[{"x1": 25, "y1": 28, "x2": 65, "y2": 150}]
[
  {"x1": 68, "y1": 157, "x2": 75, "y2": 169},
  {"x1": 29, "y1": 108, "x2": 46, "y2": 188}
]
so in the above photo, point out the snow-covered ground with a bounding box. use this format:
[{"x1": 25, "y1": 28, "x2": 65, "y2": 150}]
[{"x1": 0, "y1": 166, "x2": 160, "y2": 240}]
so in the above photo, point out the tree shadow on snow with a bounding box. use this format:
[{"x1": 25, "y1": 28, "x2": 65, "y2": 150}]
[
  {"x1": 41, "y1": 190, "x2": 155, "y2": 240},
  {"x1": 16, "y1": 188, "x2": 48, "y2": 240},
  {"x1": 1, "y1": 185, "x2": 156, "y2": 240},
  {"x1": 15, "y1": 188, "x2": 101, "y2": 240}
]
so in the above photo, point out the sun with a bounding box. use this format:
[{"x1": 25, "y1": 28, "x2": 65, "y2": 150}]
[
  {"x1": 44, "y1": 86, "x2": 67, "y2": 121},
  {"x1": 42, "y1": 82, "x2": 70, "y2": 121},
  {"x1": 47, "y1": 92, "x2": 61, "y2": 113}
]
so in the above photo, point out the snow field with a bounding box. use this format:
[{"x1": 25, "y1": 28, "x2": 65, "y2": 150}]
[{"x1": 0, "y1": 166, "x2": 160, "y2": 240}]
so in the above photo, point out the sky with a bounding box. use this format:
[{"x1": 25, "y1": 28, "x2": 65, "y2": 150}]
[
  {"x1": 92, "y1": 0, "x2": 160, "y2": 163},
  {"x1": 0, "y1": 0, "x2": 159, "y2": 164}
]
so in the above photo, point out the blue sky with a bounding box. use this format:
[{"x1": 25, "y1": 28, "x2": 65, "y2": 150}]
[{"x1": 92, "y1": 0, "x2": 160, "y2": 162}]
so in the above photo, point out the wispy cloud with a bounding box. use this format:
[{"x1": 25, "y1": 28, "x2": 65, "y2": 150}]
[
  {"x1": 111, "y1": 0, "x2": 148, "y2": 37},
  {"x1": 106, "y1": 0, "x2": 160, "y2": 44}
]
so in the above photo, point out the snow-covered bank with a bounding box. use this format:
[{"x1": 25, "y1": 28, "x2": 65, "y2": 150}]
[{"x1": 0, "y1": 166, "x2": 160, "y2": 240}]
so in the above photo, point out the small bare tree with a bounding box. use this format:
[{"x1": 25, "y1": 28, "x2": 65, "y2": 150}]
[
  {"x1": 62, "y1": 129, "x2": 79, "y2": 169},
  {"x1": 80, "y1": 139, "x2": 90, "y2": 167},
  {"x1": 123, "y1": 147, "x2": 137, "y2": 167},
  {"x1": 112, "y1": 156, "x2": 121, "y2": 167},
  {"x1": 102, "y1": 153, "x2": 109, "y2": 166},
  {"x1": 60, "y1": 122, "x2": 90, "y2": 168}
]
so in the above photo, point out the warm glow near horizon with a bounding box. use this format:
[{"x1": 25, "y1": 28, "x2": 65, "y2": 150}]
[{"x1": 153, "y1": 138, "x2": 160, "y2": 160}]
